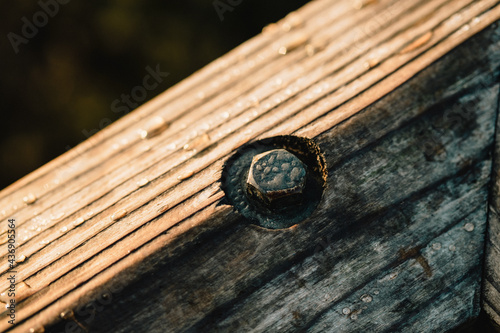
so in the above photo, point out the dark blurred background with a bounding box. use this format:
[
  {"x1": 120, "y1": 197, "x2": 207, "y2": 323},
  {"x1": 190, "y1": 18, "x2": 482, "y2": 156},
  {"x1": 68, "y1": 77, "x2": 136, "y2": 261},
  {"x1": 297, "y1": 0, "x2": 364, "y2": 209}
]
[{"x1": 0, "y1": 0, "x2": 309, "y2": 190}]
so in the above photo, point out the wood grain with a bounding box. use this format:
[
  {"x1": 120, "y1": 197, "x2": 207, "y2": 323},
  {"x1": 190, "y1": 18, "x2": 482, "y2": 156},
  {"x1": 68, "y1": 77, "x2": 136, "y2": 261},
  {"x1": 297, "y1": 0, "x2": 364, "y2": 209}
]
[
  {"x1": 0, "y1": 0, "x2": 499, "y2": 331},
  {"x1": 484, "y1": 82, "x2": 500, "y2": 330}
]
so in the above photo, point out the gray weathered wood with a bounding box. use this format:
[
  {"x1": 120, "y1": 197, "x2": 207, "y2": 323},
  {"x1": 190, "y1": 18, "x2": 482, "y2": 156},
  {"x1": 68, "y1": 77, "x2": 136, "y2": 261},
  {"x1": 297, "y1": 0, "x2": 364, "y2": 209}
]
[{"x1": 484, "y1": 82, "x2": 500, "y2": 331}]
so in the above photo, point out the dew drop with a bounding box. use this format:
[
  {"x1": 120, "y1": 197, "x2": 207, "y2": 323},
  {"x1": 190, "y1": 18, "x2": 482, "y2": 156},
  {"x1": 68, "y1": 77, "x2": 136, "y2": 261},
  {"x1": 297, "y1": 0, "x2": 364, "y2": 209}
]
[
  {"x1": 262, "y1": 23, "x2": 279, "y2": 35},
  {"x1": 313, "y1": 86, "x2": 323, "y2": 94},
  {"x1": 60, "y1": 226, "x2": 68, "y2": 233},
  {"x1": 178, "y1": 170, "x2": 195, "y2": 181},
  {"x1": 449, "y1": 245, "x2": 456, "y2": 251},
  {"x1": 29, "y1": 327, "x2": 45, "y2": 333},
  {"x1": 197, "y1": 91, "x2": 206, "y2": 100},
  {"x1": 140, "y1": 116, "x2": 170, "y2": 139},
  {"x1": 60, "y1": 310, "x2": 74, "y2": 320},
  {"x1": 342, "y1": 307, "x2": 351, "y2": 315},
  {"x1": 353, "y1": 0, "x2": 377, "y2": 9},
  {"x1": 305, "y1": 44, "x2": 316, "y2": 57},
  {"x1": 138, "y1": 129, "x2": 148, "y2": 139},
  {"x1": 351, "y1": 313, "x2": 358, "y2": 320},
  {"x1": 282, "y1": 12, "x2": 303, "y2": 31},
  {"x1": 363, "y1": 58, "x2": 380, "y2": 69},
  {"x1": 166, "y1": 143, "x2": 177, "y2": 150},
  {"x1": 73, "y1": 217, "x2": 85, "y2": 226},
  {"x1": 16, "y1": 255, "x2": 27, "y2": 263},
  {"x1": 111, "y1": 209, "x2": 128, "y2": 221},
  {"x1": 221, "y1": 112, "x2": 230, "y2": 119},
  {"x1": 432, "y1": 243, "x2": 441, "y2": 250},
  {"x1": 400, "y1": 31, "x2": 433, "y2": 54},
  {"x1": 361, "y1": 294, "x2": 373, "y2": 303},
  {"x1": 184, "y1": 133, "x2": 211, "y2": 151},
  {"x1": 277, "y1": 33, "x2": 307, "y2": 55},
  {"x1": 23, "y1": 193, "x2": 37, "y2": 205},
  {"x1": 0, "y1": 290, "x2": 8, "y2": 303},
  {"x1": 136, "y1": 178, "x2": 149, "y2": 187},
  {"x1": 464, "y1": 223, "x2": 474, "y2": 232},
  {"x1": 50, "y1": 212, "x2": 65, "y2": 221}
]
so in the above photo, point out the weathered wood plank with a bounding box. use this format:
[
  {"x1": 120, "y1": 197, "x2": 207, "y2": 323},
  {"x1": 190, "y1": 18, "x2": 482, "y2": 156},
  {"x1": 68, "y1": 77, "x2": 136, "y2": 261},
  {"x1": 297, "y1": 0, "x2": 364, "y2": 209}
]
[
  {"x1": 484, "y1": 83, "x2": 500, "y2": 330},
  {"x1": 0, "y1": 0, "x2": 499, "y2": 332}
]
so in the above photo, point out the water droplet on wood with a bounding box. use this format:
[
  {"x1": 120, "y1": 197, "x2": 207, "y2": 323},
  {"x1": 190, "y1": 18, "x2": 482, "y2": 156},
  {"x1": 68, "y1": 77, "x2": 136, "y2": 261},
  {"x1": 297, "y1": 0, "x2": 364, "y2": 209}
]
[
  {"x1": 16, "y1": 254, "x2": 27, "y2": 263},
  {"x1": 136, "y1": 178, "x2": 149, "y2": 187},
  {"x1": 262, "y1": 23, "x2": 279, "y2": 34},
  {"x1": 361, "y1": 294, "x2": 373, "y2": 303},
  {"x1": 464, "y1": 223, "x2": 474, "y2": 232},
  {"x1": 353, "y1": 0, "x2": 377, "y2": 9},
  {"x1": 60, "y1": 310, "x2": 74, "y2": 320},
  {"x1": 23, "y1": 193, "x2": 37, "y2": 205},
  {"x1": 73, "y1": 217, "x2": 85, "y2": 226},
  {"x1": 400, "y1": 31, "x2": 433, "y2": 54},
  {"x1": 432, "y1": 243, "x2": 441, "y2": 250},
  {"x1": 177, "y1": 170, "x2": 194, "y2": 181},
  {"x1": 184, "y1": 133, "x2": 211, "y2": 151},
  {"x1": 111, "y1": 209, "x2": 128, "y2": 221},
  {"x1": 342, "y1": 307, "x2": 351, "y2": 315},
  {"x1": 281, "y1": 12, "x2": 303, "y2": 32},
  {"x1": 50, "y1": 212, "x2": 65, "y2": 221},
  {"x1": 277, "y1": 33, "x2": 307, "y2": 55},
  {"x1": 363, "y1": 58, "x2": 380, "y2": 69},
  {"x1": 60, "y1": 226, "x2": 68, "y2": 233},
  {"x1": 140, "y1": 116, "x2": 170, "y2": 139}
]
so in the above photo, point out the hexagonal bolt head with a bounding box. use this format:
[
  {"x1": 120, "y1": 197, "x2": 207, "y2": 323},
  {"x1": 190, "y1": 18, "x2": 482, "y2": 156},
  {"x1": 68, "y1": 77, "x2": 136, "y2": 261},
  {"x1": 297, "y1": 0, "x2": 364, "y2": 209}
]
[{"x1": 246, "y1": 149, "x2": 307, "y2": 209}]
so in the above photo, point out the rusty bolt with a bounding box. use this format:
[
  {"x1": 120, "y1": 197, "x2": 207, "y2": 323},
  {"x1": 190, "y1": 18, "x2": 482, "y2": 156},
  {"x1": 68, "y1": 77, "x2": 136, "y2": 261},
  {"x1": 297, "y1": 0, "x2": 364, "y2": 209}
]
[{"x1": 246, "y1": 149, "x2": 307, "y2": 209}]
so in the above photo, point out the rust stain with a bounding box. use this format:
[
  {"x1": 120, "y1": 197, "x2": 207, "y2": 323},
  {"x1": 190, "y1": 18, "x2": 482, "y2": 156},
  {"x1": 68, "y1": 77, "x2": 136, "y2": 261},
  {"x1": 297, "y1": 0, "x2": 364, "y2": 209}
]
[
  {"x1": 400, "y1": 31, "x2": 433, "y2": 54},
  {"x1": 416, "y1": 256, "x2": 433, "y2": 278},
  {"x1": 399, "y1": 247, "x2": 433, "y2": 277}
]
